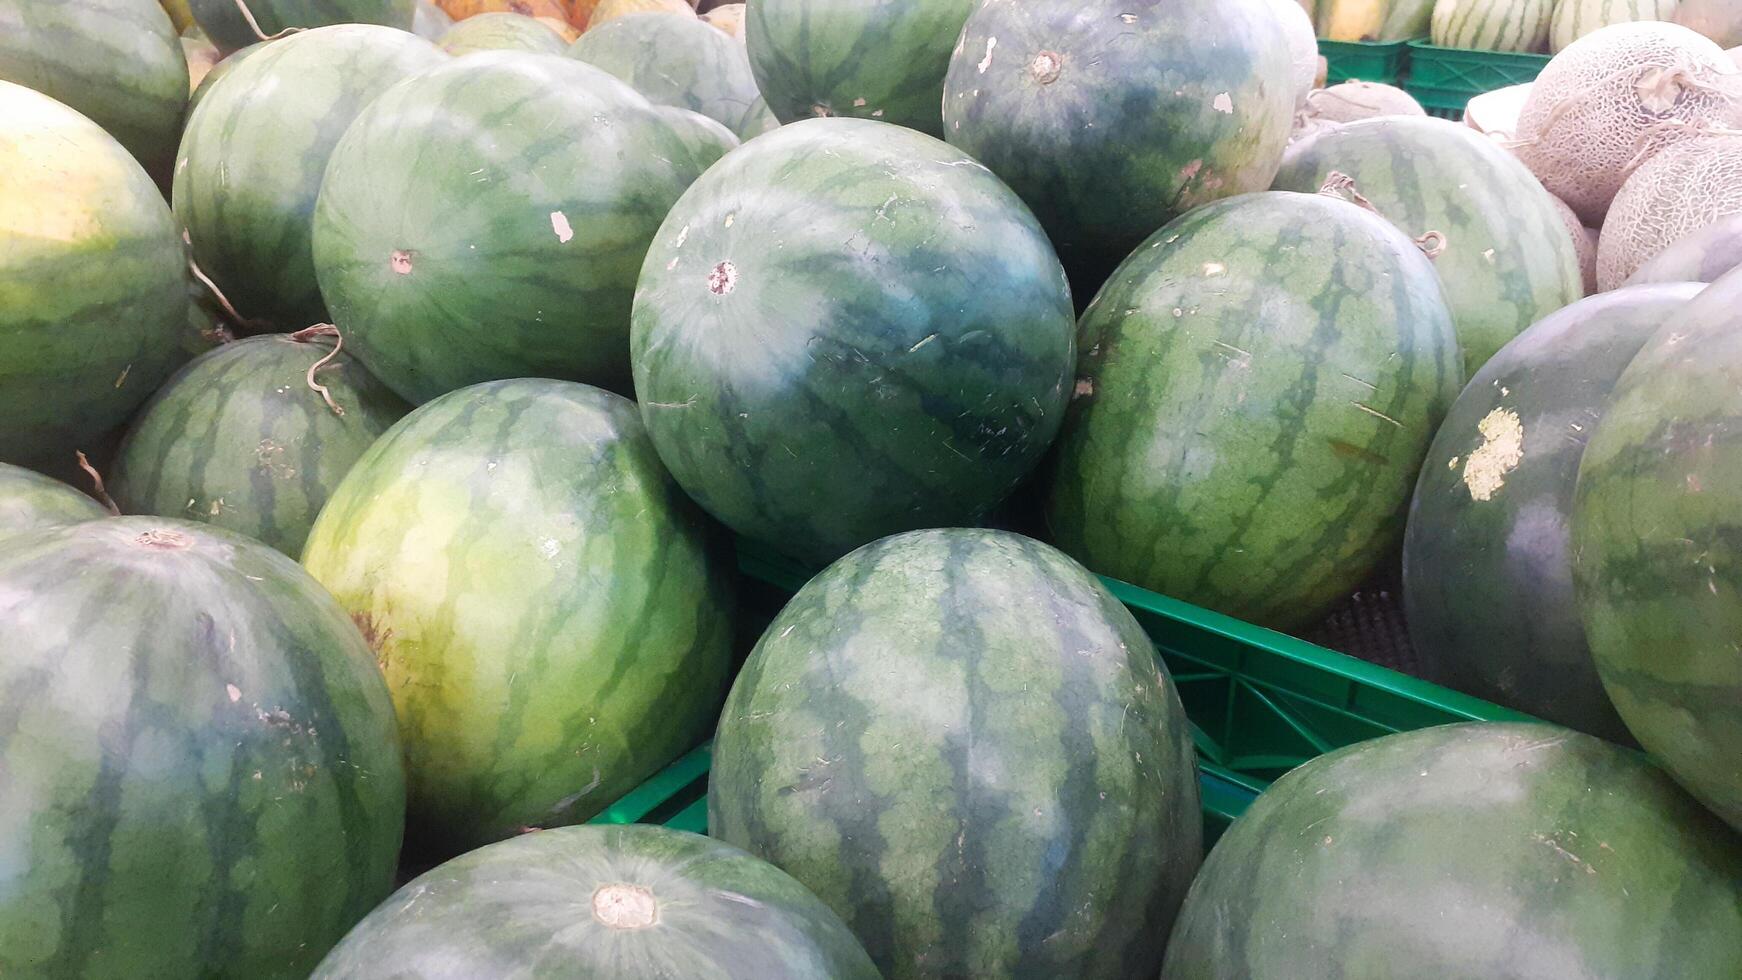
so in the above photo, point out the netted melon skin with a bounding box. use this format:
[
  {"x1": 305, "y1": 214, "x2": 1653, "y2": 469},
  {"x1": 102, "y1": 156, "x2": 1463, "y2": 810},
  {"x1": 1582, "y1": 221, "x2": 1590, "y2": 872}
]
[
  {"x1": 1598, "y1": 132, "x2": 1742, "y2": 289},
  {"x1": 1303, "y1": 81, "x2": 1427, "y2": 123},
  {"x1": 1549, "y1": 192, "x2": 1601, "y2": 294},
  {"x1": 1515, "y1": 21, "x2": 1742, "y2": 226}
]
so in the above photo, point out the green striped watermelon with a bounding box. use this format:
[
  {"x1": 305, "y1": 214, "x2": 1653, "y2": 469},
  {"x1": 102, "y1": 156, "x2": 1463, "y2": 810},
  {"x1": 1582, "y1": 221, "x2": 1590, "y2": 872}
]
[
  {"x1": 0, "y1": 463, "x2": 106, "y2": 543},
  {"x1": 1573, "y1": 267, "x2": 1742, "y2": 830},
  {"x1": 312, "y1": 825, "x2": 879, "y2": 978},
  {"x1": 0, "y1": 517, "x2": 405, "y2": 978},
  {"x1": 652, "y1": 105, "x2": 740, "y2": 166},
  {"x1": 1403, "y1": 283, "x2": 1704, "y2": 741},
  {"x1": 569, "y1": 11, "x2": 771, "y2": 135},
  {"x1": 312, "y1": 53, "x2": 709, "y2": 403},
  {"x1": 438, "y1": 11, "x2": 566, "y2": 53},
  {"x1": 0, "y1": 81, "x2": 188, "y2": 472},
  {"x1": 175, "y1": 25, "x2": 447, "y2": 334},
  {"x1": 0, "y1": 0, "x2": 188, "y2": 182},
  {"x1": 1045, "y1": 191, "x2": 1460, "y2": 631},
  {"x1": 186, "y1": 39, "x2": 264, "y2": 113},
  {"x1": 1161, "y1": 722, "x2": 1742, "y2": 977},
  {"x1": 1625, "y1": 213, "x2": 1742, "y2": 286},
  {"x1": 630, "y1": 117, "x2": 1075, "y2": 566},
  {"x1": 191, "y1": 0, "x2": 414, "y2": 54},
  {"x1": 1274, "y1": 116, "x2": 1585, "y2": 376},
  {"x1": 737, "y1": 93, "x2": 781, "y2": 139},
  {"x1": 747, "y1": 0, "x2": 974, "y2": 137},
  {"x1": 942, "y1": 0, "x2": 1296, "y2": 290},
  {"x1": 1551, "y1": 0, "x2": 1679, "y2": 52},
  {"x1": 1432, "y1": 0, "x2": 1553, "y2": 52},
  {"x1": 111, "y1": 331, "x2": 409, "y2": 557},
  {"x1": 301, "y1": 379, "x2": 735, "y2": 854},
  {"x1": 710, "y1": 529, "x2": 1202, "y2": 980}
]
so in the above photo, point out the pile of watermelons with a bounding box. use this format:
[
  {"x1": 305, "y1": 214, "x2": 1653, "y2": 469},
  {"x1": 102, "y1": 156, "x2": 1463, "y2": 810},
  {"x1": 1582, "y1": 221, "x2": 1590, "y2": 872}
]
[{"x1": 3, "y1": 0, "x2": 1742, "y2": 976}]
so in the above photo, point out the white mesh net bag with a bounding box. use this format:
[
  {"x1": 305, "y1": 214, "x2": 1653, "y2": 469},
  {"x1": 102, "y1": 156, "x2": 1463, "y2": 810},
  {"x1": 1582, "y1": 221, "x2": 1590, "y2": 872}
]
[{"x1": 1597, "y1": 131, "x2": 1742, "y2": 289}]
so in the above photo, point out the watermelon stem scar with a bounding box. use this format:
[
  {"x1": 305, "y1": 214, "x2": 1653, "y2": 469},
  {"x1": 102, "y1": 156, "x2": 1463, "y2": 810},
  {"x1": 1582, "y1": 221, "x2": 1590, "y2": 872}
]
[
  {"x1": 592, "y1": 884, "x2": 660, "y2": 929},
  {"x1": 707, "y1": 260, "x2": 737, "y2": 294},
  {"x1": 1029, "y1": 51, "x2": 1062, "y2": 85},
  {"x1": 133, "y1": 527, "x2": 193, "y2": 550},
  {"x1": 1319, "y1": 171, "x2": 1447, "y2": 259}
]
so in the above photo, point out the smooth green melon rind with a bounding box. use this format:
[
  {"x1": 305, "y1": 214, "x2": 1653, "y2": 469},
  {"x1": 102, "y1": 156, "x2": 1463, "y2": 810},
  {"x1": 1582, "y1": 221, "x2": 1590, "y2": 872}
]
[
  {"x1": 439, "y1": 12, "x2": 566, "y2": 54},
  {"x1": 0, "y1": 517, "x2": 405, "y2": 978},
  {"x1": 191, "y1": 0, "x2": 414, "y2": 54},
  {"x1": 0, "y1": 463, "x2": 107, "y2": 543},
  {"x1": 710, "y1": 530, "x2": 1201, "y2": 980},
  {"x1": 1624, "y1": 213, "x2": 1742, "y2": 286},
  {"x1": 569, "y1": 12, "x2": 762, "y2": 133},
  {"x1": 651, "y1": 105, "x2": 741, "y2": 168}
]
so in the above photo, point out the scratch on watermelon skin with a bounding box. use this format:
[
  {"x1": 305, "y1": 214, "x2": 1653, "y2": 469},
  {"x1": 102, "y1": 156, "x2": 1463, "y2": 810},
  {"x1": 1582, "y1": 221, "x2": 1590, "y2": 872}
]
[
  {"x1": 0, "y1": 463, "x2": 107, "y2": 544},
  {"x1": 569, "y1": 12, "x2": 767, "y2": 137},
  {"x1": 710, "y1": 529, "x2": 1202, "y2": 980},
  {"x1": 0, "y1": 518, "x2": 405, "y2": 979},
  {"x1": 300, "y1": 379, "x2": 736, "y2": 855},
  {"x1": 1046, "y1": 191, "x2": 1460, "y2": 631},
  {"x1": 190, "y1": 0, "x2": 414, "y2": 55},
  {"x1": 1573, "y1": 268, "x2": 1742, "y2": 831}
]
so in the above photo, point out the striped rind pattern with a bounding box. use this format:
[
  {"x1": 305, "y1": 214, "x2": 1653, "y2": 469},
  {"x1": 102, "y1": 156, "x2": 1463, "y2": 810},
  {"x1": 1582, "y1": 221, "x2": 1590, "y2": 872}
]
[
  {"x1": 190, "y1": 0, "x2": 414, "y2": 54},
  {"x1": 569, "y1": 12, "x2": 766, "y2": 135},
  {"x1": 1551, "y1": 0, "x2": 1678, "y2": 53},
  {"x1": 0, "y1": 463, "x2": 107, "y2": 544},
  {"x1": 1431, "y1": 0, "x2": 1553, "y2": 51}
]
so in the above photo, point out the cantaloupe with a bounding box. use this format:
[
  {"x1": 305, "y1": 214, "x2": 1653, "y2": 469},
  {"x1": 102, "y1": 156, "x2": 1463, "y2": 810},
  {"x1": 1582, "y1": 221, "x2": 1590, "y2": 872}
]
[
  {"x1": 700, "y1": 1, "x2": 742, "y2": 38},
  {"x1": 1432, "y1": 0, "x2": 1553, "y2": 52},
  {"x1": 1676, "y1": 0, "x2": 1742, "y2": 47},
  {"x1": 1269, "y1": 0, "x2": 1322, "y2": 107},
  {"x1": 1549, "y1": 192, "x2": 1601, "y2": 293},
  {"x1": 1598, "y1": 131, "x2": 1742, "y2": 289},
  {"x1": 1625, "y1": 213, "x2": 1742, "y2": 284},
  {"x1": 1551, "y1": 0, "x2": 1679, "y2": 54},
  {"x1": 1302, "y1": 81, "x2": 1429, "y2": 123},
  {"x1": 1514, "y1": 21, "x2": 1742, "y2": 225}
]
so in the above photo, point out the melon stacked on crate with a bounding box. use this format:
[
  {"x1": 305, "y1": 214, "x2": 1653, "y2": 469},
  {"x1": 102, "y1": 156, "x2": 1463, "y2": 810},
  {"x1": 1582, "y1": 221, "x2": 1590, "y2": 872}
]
[{"x1": 4, "y1": 0, "x2": 1742, "y2": 977}]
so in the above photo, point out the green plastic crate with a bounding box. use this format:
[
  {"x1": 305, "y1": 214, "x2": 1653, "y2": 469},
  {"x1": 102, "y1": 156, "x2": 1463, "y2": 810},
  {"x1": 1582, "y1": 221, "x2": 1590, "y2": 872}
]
[
  {"x1": 1405, "y1": 40, "x2": 1551, "y2": 119},
  {"x1": 1318, "y1": 37, "x2": 1417, "y2": 85}
]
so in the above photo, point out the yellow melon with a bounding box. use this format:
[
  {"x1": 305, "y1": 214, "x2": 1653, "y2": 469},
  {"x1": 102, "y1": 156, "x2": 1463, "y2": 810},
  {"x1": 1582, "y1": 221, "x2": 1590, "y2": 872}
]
[
  {"x1": 587, "y1": 0, "x2": 694, "y2": 29},
  {"x1": 701, "y1": 2, "x2": 743, "y2": 38}
]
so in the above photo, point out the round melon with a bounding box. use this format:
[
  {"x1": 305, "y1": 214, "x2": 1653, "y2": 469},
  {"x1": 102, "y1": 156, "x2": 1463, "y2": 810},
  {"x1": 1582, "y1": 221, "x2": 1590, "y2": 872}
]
[
  {"x1": 0, "y1": 517, "x2": 405, "y2": 977},
  {"x1": 652, "y1": 104, "x2": 739, "y2": 165},
  {"x1": 1625, "y1": 212, "x2": 1742, "y2": 284},
  {"x1": 568, "y1": 11, "x2": 764, "y2": 133},
  {"x1": 1549, "y1": 192, "x2": 1600, "y2": 294},
  {"x1": 709, "y1": 529, "x2": 1202, "y2": 980},
  {"x1": 439, "y1": 10, "x2": 566, "y2": 51},
  {"x1": 175, "y1": 25, "x2": 447, "y2": 334},
  {"x1": 1274, "y1": 116, "x2": 1585, "y2": 375},
  {"x1": 312, "y1": 825, "x2": 878, "y2": 979},
  {"x1": 942, "y1": 0, "x2": 1296, "y2": 287},
  {"x1": 1552, "y1": 0, "x2": 1679, "y2": 53},
  {"x1": 1676, "y1": 0, "x2": 1742, "y2": 47},
  {"x1": 0, "y1": 82, "x2": 187, "y2": 471},
  {"x1": 0, "y1": 463, "x2": 106, "y2": 544},
  {"x1": 1431, "y1": 0, "x2": 1553, "y2": 52},
  {"x1": 0, "y1": 0, "x2": 188, "y2": 181},
  {"x1": 1514, "y1": 21, "x2": 1742, "y2": 225},
  {"x1": 700, "y1": 0, "x2": 741, "y2": 37},
  {"x1": 301, "y1": 378, "x2": 734, "y2": 853},
  {"x1": 1403, "y1": 283, "x2": 1703, "y2": 741},
  {"x1": 1045, "y1": 191, "x2": 1460, "y2": 630},
  {"x1": 748, "y1": 0, "x2": 973, "y2": 138},
  {"x1": 589, "y1": 0, "x2": 692, "y2": 26},
  {"x1": 1597, "y1": 132, "x2": 1742, "y2": 290},
  {"x1": 630, "y1": 118, "x2": 1075, "y2": 566},
  {"x1": 411, "y1": 0, "x2": 451, "y2": 36},
  {"x1": 111, "y1": 332, "x2": 409, "y2": 557},
  {"x1": 1160, "y1": 722, "x2": 1742, "y2": 978},
  {"x1": 1302, "y1": 80, "x2": 1427, "y2": 123},
  {"x1": 1267, "y1": 0, "x2": 1320, "y2": 106},
  {"x1": 1462, "y1": 80, "x2": 1532, "y2": 137},
  {"x1": 312, "y1": 53, "x2": 710, "y2": 403},
  {"x1": 190, "y1": 0, "x2": 415, "y2": 54},
  {"x1": 1573, "y1": 267, "x2": 1742, "y2": 830}
]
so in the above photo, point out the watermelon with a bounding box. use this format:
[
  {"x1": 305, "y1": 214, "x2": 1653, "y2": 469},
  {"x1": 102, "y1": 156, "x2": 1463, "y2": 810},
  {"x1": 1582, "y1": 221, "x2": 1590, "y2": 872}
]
[
  {"x1": 1551, "y1": 0, "x2": 1679, "y2": 52},
  {"x1": 1431, "y1": 0, "x2": 1553, "y2": 52},
  {"x1": 175, "y1": 25, "x2": 447, "y2": 334},
  {"x1": 1403, "y1": 283, "x2": 1704, "y2": 741},
  {"x1": 1161, "y1": 722, "x2": 1742, "y2": 977},
  {"x1": 1045, "y1": 191, "x2": 1460, "y2": 631},
  {"x1": 569, "y1": 12, "x2": 768, "y2": 134},
  {"x1": 0, "y1": 517, "x2": 405, "y2": 978},
  {"x1": 312, "y1": 53, "x2": 709, "y2": 403},
  {"x1": 942, "y1": 0, "x2": 1296, "y2": 288},
  {"x1": 111, "y1": 331, "x2": 409, "y2": 557},
  {"x1": 190, "y1": 0, "x2": 414, "y2": 54},
  {"x1": 1572, "y1": 267, "x2": 1742, "y2": 830},
  {"x1": 736, "y1": 93, "x2": 781, "y2": 139},
  {"x1": 300, "y1": 378, "x2": 735, "y2": 853},
  {"x1": 438, "y1": 11, "x2": 566, "y2": 53},
  {"x1": 710, "y1": 528, "x2": 1202, "y2": 979},
  {"x1": 630, "y1": 118, "x2": 1075, "y2": 566},
  {"x1": 186, "y1": 39, "x2": 263, "y2": 112},
  {"x1": 411, "y1": 0, "x2": 450, "y2": 36},
  {"x1": 0, "y1": 463, "x2": 107, "y2": 543},
  {"x1": 652, "y1": 104, "x2": 740, "y2": 166},
  {"x1": 311, "y1": 825, "x2": 879, "y2": 978},
  {"x1": 1625, "y1": 213, "x2": 1742, "y2": 285},
  {"x1": 0, "y1": 0, "x2": 188, "y2": 181},
  {"x1": 746, "y1": 0, "x2": 971, "y2": 137},
  {"x1": 0, "y1": 81, "x2": 188, "y2": 471},
  {"x1": 1274, "y1": 116, "x2": 1585, "y2": 376}
]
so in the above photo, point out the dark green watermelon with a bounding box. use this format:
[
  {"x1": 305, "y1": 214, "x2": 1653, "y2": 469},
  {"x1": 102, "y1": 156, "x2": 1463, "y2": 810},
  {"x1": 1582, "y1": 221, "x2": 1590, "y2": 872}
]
[
  {"x1": 0, "y1": 0, "x2": 188, "y2": 181},
  {"x1": 1045, "y1": 191, "x2": 1460, "y2": 631},
  {"x1": 0, "y1": 517, "x2": 405, "y2": 978},
  {"x1": 311, "y1": 825, "x2": 879, "y2": 978},
  {"x1": 652, "y1": 104, "x2": 740, "y2": 167},
  {"x1": 1161, "y1": 722, "x2": 1742, "y2": 977},
  {"x1": 438, "y1": 11, "x2": 566, "y2": 54},
  {"x1": 630, "y1": 117, "x2": 1075, "y2": 566},
  {"x1": 0, "y1": 81, "x2": 187, "y2": 471},
  {"x1": 1404, "y1": 283, "x2": 1705, "y2": 741},
  {"x1": 746, "y1": 0, "x2": 972, "y2": 137},
  {"x1": 1573, "y1": 267, "x2": 1742, "y2": 830},
  {"x1": 942, "y1": 0, "x2": 1295, "y2": 286},
  {"x1": 176, "y1": 25, "x2": 447, "y2": 333},
  {"x1": 111, "y1": 330, "x2": 409, "y2": 557},
  {"x1": 1274, "y1": 116, "x2": 1585, "y2": 376},
  {"x1": 312, "y1": 53, "x2": 709, "y2": 403},
  {"x1": 301, "y1": 379, "x2": 735, "y2": 854},
  {"x1": 191, "y1": 0, "x2": 414, "y2": 54},
  {"x1": 1625, "y1": 213, "x2": 1742, "y2": 286},
  {"x1": 570, "y1": 11, "x2": 770, "y2": 134},
  {"x1": 736, "y1": 92, "x2": 780, "y2": 140},
  {"x1": 710, "y1": 529, "x2": 1201, "y2": 980},
  {"x1": 0, "y1": 462, "x2": 106, "y2": 543}
]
